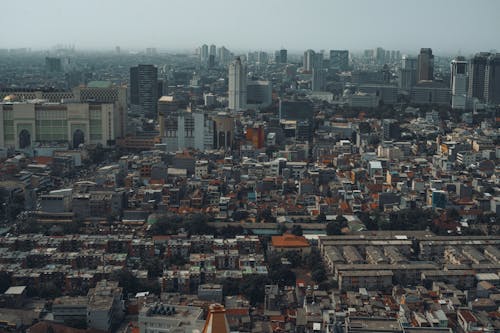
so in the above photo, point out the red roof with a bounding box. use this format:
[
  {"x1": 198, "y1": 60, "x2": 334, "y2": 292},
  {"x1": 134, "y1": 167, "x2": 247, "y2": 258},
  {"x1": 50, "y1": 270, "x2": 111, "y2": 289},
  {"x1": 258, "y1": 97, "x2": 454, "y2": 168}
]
[{"x1": 271, "y1": 234, "x2": 309, "y2": 248}]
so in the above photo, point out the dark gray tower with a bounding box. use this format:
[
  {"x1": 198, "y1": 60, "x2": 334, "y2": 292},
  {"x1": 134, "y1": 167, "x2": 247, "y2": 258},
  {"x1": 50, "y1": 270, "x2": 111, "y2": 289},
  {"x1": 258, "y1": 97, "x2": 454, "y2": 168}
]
[
  {"x1": 417, "y1": 48, "x2": 434, "y2": 81},
  {"x1": 130, "y1": 64, "x2": 158, "y2": 117}
]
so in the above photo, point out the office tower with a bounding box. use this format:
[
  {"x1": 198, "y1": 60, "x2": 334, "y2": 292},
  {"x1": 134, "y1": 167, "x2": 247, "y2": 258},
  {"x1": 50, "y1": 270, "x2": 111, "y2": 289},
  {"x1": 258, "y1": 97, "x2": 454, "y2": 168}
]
[
  {"x1": 398, "y1": 55, "x2": 417, "y2": 89},
  {"x1": 375, "y1": 47, "x2": 385, "y2": 64},
  {"x1": 312, "y1": 68, "x2": 326, "y2": 91},
  {"x1": 484, "y1": 53, "x2": 500, "y2": 104},
  {"x1": 330, "y1": 50, "x2": 349, "y2": 71},
  {"x1": 0, "y1": 101, "x2": 122, "y2": 149},
  {"x1": 257, "y1": 51, "x2": 268, "y2": 65},
  {"x1": 209, "y1": 44, "x2": 216, "y2": 57},
  {"x1": 208, "y1": 55, "x2": 215, "y2": 68},
  {"x1": 275, "y1": 49, "x2": 288, "y2": 64},
  {"x1": 130, "y1": 64, "x2": 158, "y2": 117},
  {"x1": 45, "y1": 57, "x2": 62, "y2": 72},
  {"x1": 228, "y1": 57, "x2": 247, "y2": 111},
  {"x1": 382, "y1": 119, "x2": 401, "y2": 140},
  {"x1": 218, "y1": 46, "x2": 231, "y2": 66},
  {"x1": 303, "y1": 49, "x2": 315, "y2": 71},
  {"x1": 200, "y1": 44, "x2": 209, "y2": 62},
  {"x1": 468, "y1": 52, "x2": 490, "y2": 100},
  {"x1": 417, "y1": 48, "x2": 434, "y2": 81},
  {"x1": 247, "y1": 80, "x2": 272, "y2": 108},
  {"x1": 450, "y1": 56, "x2": 468, "y2": 109}
]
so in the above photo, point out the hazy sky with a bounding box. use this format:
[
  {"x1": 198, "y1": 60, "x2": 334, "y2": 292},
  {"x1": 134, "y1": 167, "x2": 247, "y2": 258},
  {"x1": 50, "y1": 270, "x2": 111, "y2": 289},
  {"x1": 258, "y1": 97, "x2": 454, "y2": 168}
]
[{"x1": 2, "y1": 0, "x2": 500, "y2": 55}]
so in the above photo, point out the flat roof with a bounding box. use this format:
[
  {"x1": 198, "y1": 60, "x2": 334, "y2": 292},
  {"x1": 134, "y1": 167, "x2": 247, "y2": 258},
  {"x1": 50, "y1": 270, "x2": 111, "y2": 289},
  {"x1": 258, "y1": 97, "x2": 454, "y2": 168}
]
[{"x1": 4, "y1": 286, "x2": 27, "y2": 295}]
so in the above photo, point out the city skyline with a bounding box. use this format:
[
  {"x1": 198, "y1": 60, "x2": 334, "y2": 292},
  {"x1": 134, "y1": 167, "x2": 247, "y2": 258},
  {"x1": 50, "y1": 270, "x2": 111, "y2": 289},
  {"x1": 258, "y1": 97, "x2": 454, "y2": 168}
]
[{"x1": 2, "y1": 0, "x2": 500, "y2": 54}]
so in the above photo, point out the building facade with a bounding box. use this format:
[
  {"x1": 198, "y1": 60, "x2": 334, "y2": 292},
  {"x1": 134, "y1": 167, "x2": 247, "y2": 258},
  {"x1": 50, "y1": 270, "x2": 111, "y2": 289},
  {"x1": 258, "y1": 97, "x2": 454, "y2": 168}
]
[
  {"x1": 130, "y1": 64, "x2": 158, "y2": 116},
  {"x1": 228, "y1": 57, "x2": 247, "y2": 111},
  {"x1": 417, "y1": 48, "x2": 434, "y2": 81},
  {"x1": 450, "y1": 57, "x2": 468, "y2": 109},
  {"x1": 0, "y1": 101, "x2": 122, "y2": 150},
  {"x1": 484, "y1": 53, "x2": 500, "y2": 105}
]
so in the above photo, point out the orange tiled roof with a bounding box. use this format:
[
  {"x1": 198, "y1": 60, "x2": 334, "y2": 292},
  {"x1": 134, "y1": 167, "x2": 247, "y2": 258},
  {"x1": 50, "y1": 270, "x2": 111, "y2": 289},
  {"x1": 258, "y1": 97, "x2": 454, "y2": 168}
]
[
  {"x1": 271, "y1": 234, "x2": 309, "y2": 248},
  {"x1": 33, "y1": 156, "x2": 53, "y2": 165}
]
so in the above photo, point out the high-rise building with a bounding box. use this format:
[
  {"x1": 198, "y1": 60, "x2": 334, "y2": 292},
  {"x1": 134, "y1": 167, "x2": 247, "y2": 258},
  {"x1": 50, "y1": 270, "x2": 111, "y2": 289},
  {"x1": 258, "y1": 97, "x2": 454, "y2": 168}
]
[
  {"x1": 247, "y1": 80, "x2": 272, "y2": 108},
  {"x1": 417, "y1": 48, "x2": 434, "y2": 81},
  {"x1": 257, "y1": 51, "x2": 268, "y2": 65},
  {"x1": 484, "y1": 53, "x2": 500, "y2": 105},
  {"x1": 303, "y1": 49, "x2": 315, "y2": 72},
  {"x1": 375, "y1": 47, "x2": 386, "y2": 65},
  {"x1": 200, "y1": 44, "x2": 209, "y2": 62},
  {"x1": 382, "y1": 119, "x2": 401, "y2": 140},
  {"x1": 329, "y1": 50, "x2": 349, "y2": 71},
  {"x1": 45, "y1": 57, "x2": 62, "y2": 72},
  {"x1": 228, "y1": 57, "x2": 247, "y2": 111},
  {"x1": 209, "y1": 44, "x2": 216, "y2": 57},
  {"x1": 275, "y1": 49, "x2": 287, "y2": 64},
  {"x1": 450, "y1": 56, "x2": 468, "y2": 109},
  {"x1": 312, "y1": 68, "x2": 326, "y2": 91},
  {"x1": 218, "y1": 46, "x2": 231, "y2": 66},
  {"x1": 468, "y1": 52, "x2": 490, "y2": 100},
  {"x1": 130, "y1": 64, "x2": 158, "y2": 117}
]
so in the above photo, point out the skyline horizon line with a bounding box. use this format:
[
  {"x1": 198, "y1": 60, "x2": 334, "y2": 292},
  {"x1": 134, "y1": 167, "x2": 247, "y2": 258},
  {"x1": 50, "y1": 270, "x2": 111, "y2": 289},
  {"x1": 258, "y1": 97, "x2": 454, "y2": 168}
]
[{"x1": 2, "y1": 44, "x2": 499, "y2": 58}]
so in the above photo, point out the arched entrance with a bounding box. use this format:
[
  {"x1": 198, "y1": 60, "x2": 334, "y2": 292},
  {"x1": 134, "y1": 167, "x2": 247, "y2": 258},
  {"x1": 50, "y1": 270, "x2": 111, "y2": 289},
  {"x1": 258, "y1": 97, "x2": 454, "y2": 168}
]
[
  {"x1": 73, "y1": 129, "x2": 85, "y2": 148},
  {"x1": 19, "y1": 129, "x2": 31, "y2": 149}
]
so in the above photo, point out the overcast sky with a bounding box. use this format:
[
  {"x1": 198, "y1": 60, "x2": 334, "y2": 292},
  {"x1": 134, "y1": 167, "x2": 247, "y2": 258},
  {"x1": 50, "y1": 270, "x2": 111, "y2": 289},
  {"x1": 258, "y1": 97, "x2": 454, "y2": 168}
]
[{"x1": 2, "y1": 0, "x2": 500, "y2": 55}]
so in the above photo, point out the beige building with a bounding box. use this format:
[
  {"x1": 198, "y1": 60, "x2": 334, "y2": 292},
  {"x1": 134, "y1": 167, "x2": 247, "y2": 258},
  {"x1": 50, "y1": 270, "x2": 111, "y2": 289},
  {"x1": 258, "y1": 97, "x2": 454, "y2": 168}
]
[{"x1": 0, "y1": 101, "x2": 123, "y2": 150}]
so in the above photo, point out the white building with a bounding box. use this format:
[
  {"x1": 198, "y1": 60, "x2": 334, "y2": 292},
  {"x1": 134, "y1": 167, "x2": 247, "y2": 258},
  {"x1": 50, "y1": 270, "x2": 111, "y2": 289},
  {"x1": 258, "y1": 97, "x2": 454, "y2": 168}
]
[
  {"x1": 451, "y1": 57, "x2": 468, "y2": 109},
  {"x1": 159, "y1": 110, "x2": 214, "y2": 152},
  {"x1": 138, "y1": 303, "x2": 204, "y2": 333},
  {"x1": 87, "y1": 280, "x2": 124, "y2": 332},
  {"x1": 228, "y1": 57, "x2": 247, "y2": 111}
]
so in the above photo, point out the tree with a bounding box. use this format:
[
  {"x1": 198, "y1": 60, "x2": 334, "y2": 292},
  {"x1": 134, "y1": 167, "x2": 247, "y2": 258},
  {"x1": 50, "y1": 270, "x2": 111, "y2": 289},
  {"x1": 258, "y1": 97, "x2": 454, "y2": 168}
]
[
  {"x1": 231, "y1": 210, "x2": 249, "y2": 222},
  {"x1": 291, "y1": 225, "x2": 303, "y2": 236},
  {"x1": 112, "y1": 269, "x2": 139, "y2": 296},
  {"x1": 39, "y1": 282, "x2": 62, "y2": 299},
  {"x1": 144, "y1": 257, "x2": 163, "y2": 278},
  {"x1": 184, "y1": 214, "x2": 216, "y2": 235},
  {"x1": 317, "y1": 213, "x2": 327, "y2": 224},
  {"x1": 0, "y1": 272, "x2": 10, "y2": 293},
  {"x1": 447, "y1": 208, "x2": 460, "y2": 221},
  {"x1": 326, "y1": 222, "x2": 342, "y2": 235},
  {"x1": 238, "y1": 275, "x2": 272, "y2": 305},
  {"x1": 312, "y1": 268, "x2": 327, "y2": 283},
  {"x1": 258, "y1": 208, "x2": 276, "y2": 223},
  {"x1": 326, "y1": 216, "x2": 348, "y2": 236}
]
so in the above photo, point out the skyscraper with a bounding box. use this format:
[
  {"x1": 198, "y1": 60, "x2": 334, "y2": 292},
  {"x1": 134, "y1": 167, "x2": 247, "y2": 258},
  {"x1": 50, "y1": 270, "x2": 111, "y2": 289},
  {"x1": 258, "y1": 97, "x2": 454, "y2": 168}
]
[
  {"x1": 209, "y1": 44, "x2": 216, "y2": 57},
  {"x1": 218, "y1": 46, "x2": 231, "y2": 66},
  {"x1": 484, "y1": 53, "x2": 500, "y2": 105},
  {"x1": 275, "y1": 49, "x2": 287, "y2": 64},
  {"x1": 200, "y1": 44, "x2": 209, "y2": 62},
  {"x1": 130, "y1": 64, "x2": 158, "y2": 117},
  {"x1": 450, "y1": 56, "x2": 468, "y2": 109},
  {"x1": 312, "y1": 68, "x2": 326, "y2": 91},
  {"x1": 330, "y1": 50, "x2": 349, "y2": 71},
  {"x1": 303, "y1": 49, "x2": 315, "y2": 72},
  {"x1": 228, "y1": 57, "x2": 247, "y2": 111},
  {"x1": 398, "y1": 55, "x2": 417, "y2": 90},
  {"x1": 417, "y1": 48, "x2": 434, "y2": 81},
  {"x1": 468, "y1": 52, "x2": 490, "y2": 100}
]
